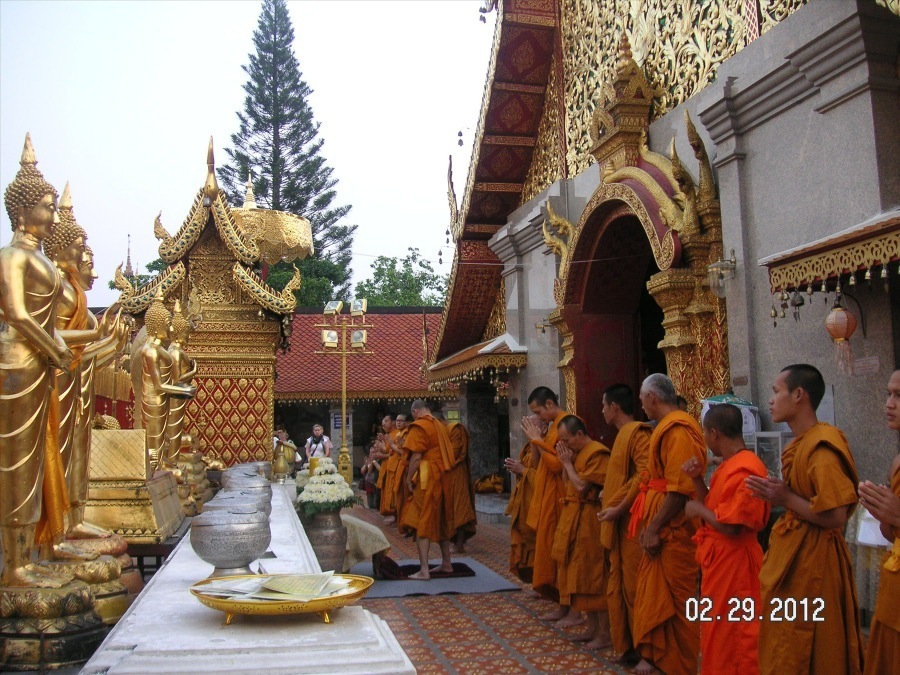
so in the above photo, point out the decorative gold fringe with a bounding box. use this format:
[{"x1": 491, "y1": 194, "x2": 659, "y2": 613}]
[{"x1": 94, "y1": 365, "x2": 133, "y2": 401}]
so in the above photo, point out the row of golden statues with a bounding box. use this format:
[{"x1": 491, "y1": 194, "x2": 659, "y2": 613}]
[{"x1": 0, "y1": 134, "x2": 202, "y2": 667}]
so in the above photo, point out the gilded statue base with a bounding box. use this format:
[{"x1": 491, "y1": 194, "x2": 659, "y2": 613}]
[
  {"x1": 85, "y1": 429, "x2": 185, "y2": 544},
  {"x1": 37, "y1": 555, "x2": 132, "y2": 625},
  {"x1": 175, "y1": 448, "x2": 212, "y2": 516},
  {"x1": 85, "y1": 472, "x2": 184, "y2": 545},
  {"x1": 0, "y1": 581, "x2": 107, "y2": 671}
]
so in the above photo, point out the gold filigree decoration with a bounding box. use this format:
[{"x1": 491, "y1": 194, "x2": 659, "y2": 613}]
[
  {"x1": 521, "y1": 49, "x2": 565, "y2": 203},
  {"x1": 875, "y1": 0, "x2": 900, "y2": 16},
  {"x1": 766, "y1": 230, "x2": 900, "y2": 293},
  {"x1": 155, "y1": 191, "x2": 207, "y2": 263},
  {"x1": 117, "y1": 262, "x2": 186, "y2": 313},
  {"x1": 276, "y1": 389, "x2": 457, "y2": 403},
  {"x1": 428, "y1": 354, "x2": 526, "y2": 388},
  {"x1": 481, "y1": 276, "x2": 507, "y2": 341},
  {"x1": 562, "y1": 0, "x2": 760, "y2": 177},
  {"x1": 758, "y1": 0, "x2": 808, "y2": 34},
  {"x1": 231, "y1": 262, "x2": 300, "y2": 314}
]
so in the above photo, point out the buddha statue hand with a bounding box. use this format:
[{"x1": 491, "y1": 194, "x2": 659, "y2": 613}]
[{"x1": 52, "y1": 346, "x2": 74, "y2": 371}]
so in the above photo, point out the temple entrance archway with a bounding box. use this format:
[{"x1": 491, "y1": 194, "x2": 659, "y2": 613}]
[{"x1": 557, "y1": 203, "x2": 666, "y2": 445}]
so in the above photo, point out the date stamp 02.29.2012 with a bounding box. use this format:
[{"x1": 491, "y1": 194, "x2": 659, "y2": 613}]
[{"x1": 685, "y1": 596, "x2": 825, "y2": 623}]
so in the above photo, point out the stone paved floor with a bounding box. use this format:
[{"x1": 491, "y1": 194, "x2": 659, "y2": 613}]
[{"x1": 351, "y1": 503, "x2": 628, "y2": 674}]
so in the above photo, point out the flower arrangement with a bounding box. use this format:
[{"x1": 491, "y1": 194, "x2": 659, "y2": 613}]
[{"x1": 295, "y1": 458, "x2": 359, "y2": 517}]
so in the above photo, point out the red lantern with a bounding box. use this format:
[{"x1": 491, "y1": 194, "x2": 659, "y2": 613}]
[{"x1": 825, "y1": 302, "x2": 858, "y2": 374}]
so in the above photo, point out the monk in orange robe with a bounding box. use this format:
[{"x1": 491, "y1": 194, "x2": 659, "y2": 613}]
[
  {"x1": 376, "y1": 415, "x2": 400, "y2": 522},
  {"x1": 552, "y1": 415, "x2": 612, "y2": 649},
  {"x1": 389, "y1": 414, "x2": 412, "y2": 531},
  {"x1": 858, "y1": 369, "x2": 900, "y2": 675},
  {"x1": 747, "y1": 364, "x2": 863, "y2": 675},
  {"x1": 522, "y1": 386, "x2": 573, "y2": 623},
  {"x1": 504, "y1": 414, "x2": 546, "y2": 583},
  {"x1": 631, "y1": 373, "x2": 706, "y2": 675},
  {"x1": 404, "y1": 399, "x2": 455, "y2": 580},
  {"x1": 445, "y1": 421, "x2": 477, "y2": 551},
  {"x1": 683, "y1": 403, "x2": 770, "y2": 675},
  {"x1": 597, "y1": 383, "x2": 651, "y2": 665}
]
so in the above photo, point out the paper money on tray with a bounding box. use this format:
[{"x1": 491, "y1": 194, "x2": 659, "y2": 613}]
[{"x1": 197, "y1": 573, "x2": 351, "y2": 602}]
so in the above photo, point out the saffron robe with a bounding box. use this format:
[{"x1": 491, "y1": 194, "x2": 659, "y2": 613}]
[
  {"x1": 525, "y1": 410, "x2": 569, "y2": 599},
  {"x1": 404, "y1": 415, "x2": 455, "y2": 542},
  {"x1": 695, "y1": 450, "x2": 770, "y2": 675},
  {"x1": 377, "y1": 427, "x2": 401, "y2": 516},
  {"x1": 601, "y1": 421, "x2": 651, "y2": 656},
  {"x1": 505, "y1": 441, "x2": 538, "y2": 580},
  {"x1": 633, "y1": 410, "x2": 706, "y2": 675},
  {"x1": 388, "y1": 428, "x2": 411, "y2": 529},
  {"x1": 445, "y1": 422, "x2": 477, "y2": 541},
  {"x1": 551, "y1": 439, "x2": 610, "y2": 611},
  {"x1": 864, "y1": 460, "x2": 900, "y2": 675},
  {"x1": 758, "y1": 423, "x2": 863, "y2": 675}
]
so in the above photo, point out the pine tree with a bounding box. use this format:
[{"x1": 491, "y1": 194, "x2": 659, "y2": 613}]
[{"x1": 218, "y1": 0, "x2": 355, "y2": 306}]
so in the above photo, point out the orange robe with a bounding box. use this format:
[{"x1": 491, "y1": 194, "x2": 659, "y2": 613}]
[
  {"x1": 864, "y1": 460, "x2": 900, "y2": 674},
  {"x1": 404, "y1": 415, "x2": 454, "y2": 542},
  {"x1": 445, "y1": 422, "x2": 477, "y2": 541},
  {"x1": 389, "y1": 428, "x2": 410, "y2": 527},
  {"x1": 601, "y1": 421, "x2": 651, "y2": 656},
  {"x1": 551, "y1": 439, "x2": 610, "y2": 611},
  {"x1": 758, "y1": 423, "x2": 863, "y2": 675},
  {"x1": 525, "y1": 410, "x2": 569, "y2": 600},
  {"x1": 506, "y1": 441, "x2": 538, "y2": 580},
  {"x1": 695, "y1": 450, "x2": 770, "y2": 675},
  {"x1": 377, "y1": 428, "x2": 400, "y2": 516},
  {"x1": 633, "y1": 410, "x2": 706, "y2": 675}
]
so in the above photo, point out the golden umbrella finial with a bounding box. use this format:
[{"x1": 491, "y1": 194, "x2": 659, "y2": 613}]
[
  {"x1": 203, "y1": 136, "x2": 218, "y2": 205},
  {"x1": 243, "y1": 174, "x2": 257, "y2": 209}
]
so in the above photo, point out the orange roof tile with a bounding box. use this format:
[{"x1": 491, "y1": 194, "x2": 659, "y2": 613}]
[{"x1": 275, "y1": 309, "x2": 449, "y2": 401}]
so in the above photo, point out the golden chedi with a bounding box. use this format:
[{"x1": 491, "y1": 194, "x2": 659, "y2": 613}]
[
  {"x1": 140, "y1": 290, "x2": 196, "y2": 472},
  {"x1": 1, "y1": 134, "x2": 107, "y2": 671}
]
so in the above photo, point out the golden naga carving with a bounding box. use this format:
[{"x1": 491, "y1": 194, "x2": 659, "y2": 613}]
[
  {"x1": 232, "y1": 261, "x2": 300, "y2": 314},
  {"x1": 115, "y1": 260, "x2": 186, "y2": 313},
  {"x1": 447, "y1": 155, "x2": 459, "y2": 237}
]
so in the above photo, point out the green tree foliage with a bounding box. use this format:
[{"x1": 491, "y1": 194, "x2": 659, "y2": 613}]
[
  {"x1": 354, "y1": 248, "x2": 447, "y2": 307},
  {"x1": 218, "y1": 0, "x2": 355, "y2": 306}
]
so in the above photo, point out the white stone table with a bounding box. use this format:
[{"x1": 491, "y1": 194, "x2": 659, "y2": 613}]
[{"x1": 81, "y1": 482, "x2": 413, "y2": 674}]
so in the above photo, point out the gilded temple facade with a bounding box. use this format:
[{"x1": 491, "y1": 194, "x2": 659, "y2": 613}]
[
  {"x1": 429, "y1": 0, "x2": 899, "y2": 482},
  {"x1": 114, "y1": 143, "x2": 312, "y2": 466}
]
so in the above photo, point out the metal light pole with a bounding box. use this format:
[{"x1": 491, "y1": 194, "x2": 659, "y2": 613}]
[{"x1": 315, "y1": 300, "x2": 372, "y2": 487}]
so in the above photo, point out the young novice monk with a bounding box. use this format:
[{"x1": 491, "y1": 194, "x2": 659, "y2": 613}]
[{"x1": 683, "y1": 404, "x2": 770, "y2": 675}]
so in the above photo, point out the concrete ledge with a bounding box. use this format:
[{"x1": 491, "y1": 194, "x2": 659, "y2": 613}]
[{"x1": 475, "y1": 493, "x2": 510, "y2": 524}]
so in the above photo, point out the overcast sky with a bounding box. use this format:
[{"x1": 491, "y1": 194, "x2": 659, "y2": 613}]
[{"x1": 0, "y1": 0, "x2": 495, "y2": 306}]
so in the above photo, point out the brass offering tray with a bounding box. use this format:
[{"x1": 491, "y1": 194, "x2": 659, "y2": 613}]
[{"x1": 190, "y1": 573, "x2": 374, "y2": 625}]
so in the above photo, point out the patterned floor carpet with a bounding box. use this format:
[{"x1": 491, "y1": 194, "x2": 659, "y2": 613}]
[{"x1": 351, "y1": 503, "x2": 628, "y2": 674}]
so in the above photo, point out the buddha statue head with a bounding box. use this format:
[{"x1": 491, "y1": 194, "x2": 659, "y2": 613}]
[
  {"x1": 3, "y1": 133, "x2": 59, "y2": 239},
  {"x1": 170, "y1": 299, "x2": 192, "y2": 345},
  {"x1": 145, "y1": 290, "x2": 171, "y2": 342},
  {"x1": 44, "y1": 182, "x2": 87, "y2": 273},
  {"x1": 79, "y1": 245, "x2": 99, "y2": 291}
]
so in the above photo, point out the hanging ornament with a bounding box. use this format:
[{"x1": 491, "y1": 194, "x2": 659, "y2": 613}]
[
  {"x1": 848, "y1": 272, "x2": 856, "y2": 286},
  {"x1": 824, "y1": 296, "x2": 858, "y2": 375}
]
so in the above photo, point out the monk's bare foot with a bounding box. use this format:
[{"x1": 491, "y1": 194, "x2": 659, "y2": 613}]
[
  {"x1": 632, "y1": 659, "x2": 660, "y2": 675},
  {"x1": 539, "y1": 607, "x2": 567, "y2": 621},
  {"x1": 407, "y1": 570, "x2": 430, "y2": 580},
  {"x1": 570, "y1": 630, "x2": 593, "y2": 642},
  {"x1": 428, "y1": 564, "x2": 453, "y2": 574},
  {"x1": 67, "y1": 521, "x2": 112, "y2": 539},
  {"x1": 555, "y1": 612, "x2": 585, "y2": 628},
  {"x1": 449, "y1": 544, "x2": 465, "y2": 554},
  {"x1": 382, "y1": 516, "x2": 396, "y2": 525},
  {"x1": 584, "y1": 637, "x2": 612, "y2": 650}
]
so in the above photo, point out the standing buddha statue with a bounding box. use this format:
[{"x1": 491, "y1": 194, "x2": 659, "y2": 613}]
[
  {"x1": 0, "y1": 135, "x2": 74, "y2": 587},
  {"x1": 141, "y1": 291, "x2": 196, "y2": 471},
  {"x1": 163, "y1": 299, "x2": 198, "y2": 470}
]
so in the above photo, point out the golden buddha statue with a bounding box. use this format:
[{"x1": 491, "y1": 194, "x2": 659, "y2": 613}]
[
  {"x1": 0, "y1": 135, "x2": 74, "y2": 587},
  {"x1": 141, "y1": 291, "x2": 196, "y2": 471},
  {"x1": 163, "y1": 299, "x2": 197, "y2": 470},
  {"x1": 69, "y1": 245, "x2": 129, "y2": 539}
]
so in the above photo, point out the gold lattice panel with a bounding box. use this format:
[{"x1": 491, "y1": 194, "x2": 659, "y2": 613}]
[
  {"x1": 186, "y1": 373, "x2": 273, "y2": 466},
  {"x1": 90, "y1": 429, "x2": 149, "y2": 481}
]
